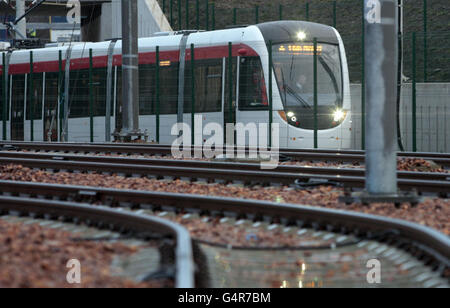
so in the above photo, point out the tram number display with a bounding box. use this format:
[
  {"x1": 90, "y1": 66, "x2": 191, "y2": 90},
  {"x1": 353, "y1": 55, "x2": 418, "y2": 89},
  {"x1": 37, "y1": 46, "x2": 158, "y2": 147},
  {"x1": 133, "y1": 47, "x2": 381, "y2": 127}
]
[{"x1": 277, "y1": 44, "x2": 323, "y2": 55}]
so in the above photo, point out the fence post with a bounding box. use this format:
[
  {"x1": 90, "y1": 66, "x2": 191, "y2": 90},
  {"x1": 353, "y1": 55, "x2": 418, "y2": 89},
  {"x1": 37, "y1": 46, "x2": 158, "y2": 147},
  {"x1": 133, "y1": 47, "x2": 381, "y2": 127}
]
[
  {"x1": 205, "y1": 0, "x2": 209, "y2": 30},
  {"x1": 191, "y1": 43, "x2": 195, "y2": 146},
  {"x1": 306, "y1": 2, "x2": 310, "y2": 21},
  {"x1": 89, "y1": 48, "x2": 94, "y2": 143},
  {"x1": 178, "y1": 0, "x2": 182, "y2": 30},
  {"x1": 255, "y1": 5, "x2": 259, "y2": 24},
  {"x1": 29, "y1": 51, "x2": 34, "y2": 141},
  {"x1": 212, "y1": 3, "x2": 215, "y2": 30},
  {"x1": 313, "y1": 38, "x2": 318, "y2": 149},
  {"x1": 155, "y1": 46, "x2": 160, "y2": 143},
  {"x1": 2, "y1": 52, "x2": 6, "y2": 140},
  {"x1": 333, "y1": 1, "x2": 337, "y2": 28},
  {"x1": 228, "y1": 42, "x2": 233, "y2": 124},
  {"x1": 412, "y1": 32, "x2": 417, "y2": 152},
  {"x1": 58, "y1": 50, "x2": 63, "y2": 140},
  {"x1": 268, "y1": 40, "x2": 273, "y2": 148},
  {"x1": 196, "y1": 0, "x2": 199, "y2": 29},
  {"x1": 185, "y1": 0, "x2": 189, "y2": 29},
  {"x1": 361, "y1": 0, "x2": 365, "y2": 150},
  {"x1": 423, "y1": 0, "x2": 427, "y2": 82},
  {"x1": 170, "y1": 0, "x2": 173, "y2": 27},
  {"x1": 279, "y1": 4, "x2": 283, "y2": 20}
]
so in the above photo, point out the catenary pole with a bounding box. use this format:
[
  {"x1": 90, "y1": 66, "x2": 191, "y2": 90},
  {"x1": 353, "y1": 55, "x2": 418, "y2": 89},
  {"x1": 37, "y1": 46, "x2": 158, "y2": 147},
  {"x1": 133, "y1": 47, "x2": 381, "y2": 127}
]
[
  {"x1": 364, "y1": 0, "x2": 398, "y2": 194},
  {"x1": 120, "y1": 0, "x2": 140, "y2": 140}
]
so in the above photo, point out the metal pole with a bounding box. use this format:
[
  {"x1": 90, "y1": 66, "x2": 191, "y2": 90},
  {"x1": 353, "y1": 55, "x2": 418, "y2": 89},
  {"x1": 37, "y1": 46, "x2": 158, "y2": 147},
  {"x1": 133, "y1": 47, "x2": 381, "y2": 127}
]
[
  {"x1": 2, "y1": 53, "x2": 6, "y2": 140},
  {"x1": 305, "y1": 2, "x2": 310, "y2": 21},
  {"x1": 63, "y1": 47, "x2": 71, "y2": 142},
  {"x1": 58, "y1": 50, "x2": 63, "y2": 140},
  {"x1": 361, "y1": 0, "x2": 366, "y2": 150},
  {"x1": 89, "y1": 48, "x2": 94, "y2": 143},
  {"x1": 228, "y1": 42, "x2": 233, "y2": 124},
  {"x1": 29, "y1": 51, "x2": 34, "y2": 141},
  {"x1": 121, "y1": 0, "x2": 140, "y2": 139},
  {"x1": 233, "y1": 8, "x2": 237, "y2": 25},
  {"x1": 255, "y1": 6, "x2": 259, "y2": 24},
  {"x1": 186, "y1": 0, "x2": 189, "y2": 29},
  {"x1": 105, "y1": 41, "x2": 116, "y2": 142},
  {"x1": 268, "y1": 41, "x2": 273, "y2": 148},
  {"x1": 333, "y1": 1, "x2": 337, "y2": 28},
  {"x1": 205, "y1": 0, "x2": 209, "y2": 31},
  {"x1": 313, "y1": 38, "x2": 318, "y2": 149},
  {"x1": 191, "y1": 44, "x2": 195, "y2": 146},
  {"x1": 170, "y1": 0, "x2": 174, "y2": 26},
  {"x1": 155, "y1": 46, "x2": 160, "y2": 143},
  {"x1": 178, "y1": 0, "x2": 182, "y2": 30},
  {"x1": 196, "y1": 0, "x2": 199, "y2": 29},
  {"x1": 423, "y1": 0, "x2": 427, "y2": 82},
  {"x1": 279, "y1": 4, "x2": 283, "y2": 20},
  {"x1": 412, "y1": 32, "x2": 417, "y2": 152},
  {"x1": 15, "y1": 0, "x2": 26, "y2": 39},
  {"x1": 212, "y1": 3, "x2": 215, "y2": 30},
  {"x1": 364, "y1": 0, "x2": 398, "y2": 194}
]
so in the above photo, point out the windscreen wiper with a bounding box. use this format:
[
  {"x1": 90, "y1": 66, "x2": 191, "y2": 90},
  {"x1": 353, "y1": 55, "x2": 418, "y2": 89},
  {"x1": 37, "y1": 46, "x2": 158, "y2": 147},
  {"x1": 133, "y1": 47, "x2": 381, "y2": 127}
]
[{"x1": 285, "y1": 85, "x2": 311, "y2": 109}]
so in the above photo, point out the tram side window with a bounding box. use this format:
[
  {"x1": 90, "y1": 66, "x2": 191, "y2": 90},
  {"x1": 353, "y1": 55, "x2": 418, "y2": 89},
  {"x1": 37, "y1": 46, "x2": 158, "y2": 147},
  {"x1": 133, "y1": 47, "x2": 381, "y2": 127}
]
[
  {"x1": 184, "y1": 59, "x2": 222, "y2": 113},
  {"x1": 92, "y1": 68, "x2": 107, "y2": 116},
  {"x1": 44, "y1": 72, "x2": 60, "y2": 115},
  {"x1": 68, "y1": 69, "x2": 89, "y2": 118},
  {"x1": 139, "y1": 64, "x2": 155, "y2": 115},
  {"x1": 159, "y1": 64, "x2": 178, "y2": 115},
  {"x1": 11, "y1": 74, "x2": 26, "y2": 113},
  {"x1": 26, "y1": 73, "x2": 43, "y2": 120},
  {"x1": 239, "y1": 57, "x2": 268, "y2": 110},
  {"x1": 0, "y1": 73, "x2": 3, "y2": 120}
]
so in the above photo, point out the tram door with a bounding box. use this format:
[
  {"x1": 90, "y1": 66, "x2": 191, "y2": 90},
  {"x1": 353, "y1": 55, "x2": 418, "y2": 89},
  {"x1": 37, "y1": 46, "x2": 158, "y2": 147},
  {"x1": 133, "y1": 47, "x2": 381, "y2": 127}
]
[
  {"x1": 44, "y1": 73, "x2": 59, "y2": 141},
  {"x1": 223, "y1": 57, "x2": 237, "y2": 146},
  {"x1": 236, "y1": 56, "x2": 270, "y2": 147},
  {"x1": 10, "y1": 75, "x2": 25, "y2": 140}
]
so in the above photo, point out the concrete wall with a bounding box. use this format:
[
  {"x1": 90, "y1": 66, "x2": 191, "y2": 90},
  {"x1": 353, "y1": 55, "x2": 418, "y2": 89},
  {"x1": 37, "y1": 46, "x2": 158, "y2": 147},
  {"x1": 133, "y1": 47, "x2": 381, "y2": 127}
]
[
  {"x1": 351, "y1": 83, "x2": 450, "y2": 153},
  {"x1": 100, "y1": 0, "x2": 172, "y2": 41}
]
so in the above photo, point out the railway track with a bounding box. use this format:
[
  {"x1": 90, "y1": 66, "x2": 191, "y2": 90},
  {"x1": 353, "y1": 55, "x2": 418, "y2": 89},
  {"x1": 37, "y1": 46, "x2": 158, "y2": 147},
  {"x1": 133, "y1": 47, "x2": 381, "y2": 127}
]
[
  {"x1": 1, "y1": 141, "x2": 450, "y2": 167},
  {"x1": 0, "y1": 152, "x2": 448, "y2": 195},
  {"x1": 0, "y1": 194, "x2": 195, "y2": 288},
  {"x1": 0, "y1": 180, "x2": 448, "y2": 287}
]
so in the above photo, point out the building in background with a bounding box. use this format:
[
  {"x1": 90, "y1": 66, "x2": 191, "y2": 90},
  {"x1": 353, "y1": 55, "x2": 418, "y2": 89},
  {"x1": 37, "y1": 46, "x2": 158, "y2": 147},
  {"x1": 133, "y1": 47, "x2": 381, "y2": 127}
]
[{"x1": 0, "y1": 0, "x2": 170, "y2": 45}]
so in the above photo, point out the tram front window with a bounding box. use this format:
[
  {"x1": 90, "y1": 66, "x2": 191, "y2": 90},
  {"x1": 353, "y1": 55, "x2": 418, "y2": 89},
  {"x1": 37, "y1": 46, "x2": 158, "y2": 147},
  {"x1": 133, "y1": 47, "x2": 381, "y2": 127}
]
[{"x1": 272, "y1": 43, "x2": 344, "y2": 130}]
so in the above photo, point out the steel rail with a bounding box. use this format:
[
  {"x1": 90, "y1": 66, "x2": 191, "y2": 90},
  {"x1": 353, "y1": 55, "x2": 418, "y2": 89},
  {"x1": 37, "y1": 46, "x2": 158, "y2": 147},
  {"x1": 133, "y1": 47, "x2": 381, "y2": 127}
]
[
  {"x1": 0, "y1": 195, "x2": 195, "y2": 288},
  {"x1": 0, "y1": 151, "x2": 448, "y2": 182},
  {"x1": 0, "y1": 180, "x2": 448, "y2": 274},
  {"x1": 1, "y1": 142, "x2": 449, "y2": 166},
  {"x1": 0, "y1": 156, "x2": 448, "y2": 194}
]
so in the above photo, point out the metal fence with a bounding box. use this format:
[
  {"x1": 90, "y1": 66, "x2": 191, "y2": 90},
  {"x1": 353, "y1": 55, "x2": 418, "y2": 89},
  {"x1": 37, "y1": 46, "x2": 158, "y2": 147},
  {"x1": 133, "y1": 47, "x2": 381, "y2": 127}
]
[
  {"x1": 156, "y1": 0, "x2": 450, "y2": 152},
  {"x1": 0, "y1": 0, "x2": 449, "y2": 152}
]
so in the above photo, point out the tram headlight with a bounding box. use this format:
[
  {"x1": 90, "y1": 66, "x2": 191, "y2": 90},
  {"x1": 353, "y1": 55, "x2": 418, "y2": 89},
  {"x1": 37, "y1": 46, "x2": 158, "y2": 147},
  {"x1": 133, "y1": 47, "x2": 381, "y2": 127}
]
[
  {"x1": 286, "y1": 111, "x2": 295, "y2": 118},
  {"x1": 297, "y1": 31, "x2": 307, "y2": 41},
  {"x1": 332, "y1": 109, "x2": 346, "y2": 122}
]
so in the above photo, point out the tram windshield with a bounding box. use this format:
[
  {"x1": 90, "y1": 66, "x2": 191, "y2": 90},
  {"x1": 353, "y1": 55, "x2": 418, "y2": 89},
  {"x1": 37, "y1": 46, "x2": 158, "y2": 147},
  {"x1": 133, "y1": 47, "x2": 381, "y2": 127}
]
[{"x1": 272, "y1": 42, "x2": 343, "y2": 129}]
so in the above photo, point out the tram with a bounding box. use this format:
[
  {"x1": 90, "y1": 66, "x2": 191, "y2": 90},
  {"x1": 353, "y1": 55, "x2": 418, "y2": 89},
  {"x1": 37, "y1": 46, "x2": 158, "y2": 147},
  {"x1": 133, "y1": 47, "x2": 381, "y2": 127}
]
[{"x1": 0, "y1": 20, "x2": 351, "y2": 148}]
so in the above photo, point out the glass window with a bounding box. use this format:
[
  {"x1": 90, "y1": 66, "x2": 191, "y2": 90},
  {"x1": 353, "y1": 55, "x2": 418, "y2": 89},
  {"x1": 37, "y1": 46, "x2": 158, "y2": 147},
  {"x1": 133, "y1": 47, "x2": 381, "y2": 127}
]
[
  {"x1": 139, "y1": 64, "x2": 155, "y2": 115},
  {"x1": 238, "y1": 57, "x2": 268, "y2": 110},
  {"x1": 68, "y1": 69, "x2": 90, "y2": 118},
  {"x1": 159, "y1": 65, "x2": 179, "y2": 115},
  {"x1": 0, "y1": 72, "x2": 3, "y2": 121},
  {"x1": 184, "y1": 59, "x2": 222, "y2": 113},
  {"x1": 26, "y1": 72, "x2": 43, "y2": 120},
  {"x1": 272, "y1": 42, "x2": 343, "y2": 130},
  {"x1": 91, "y1": 67, "x2": 107, "y2": 117}
]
